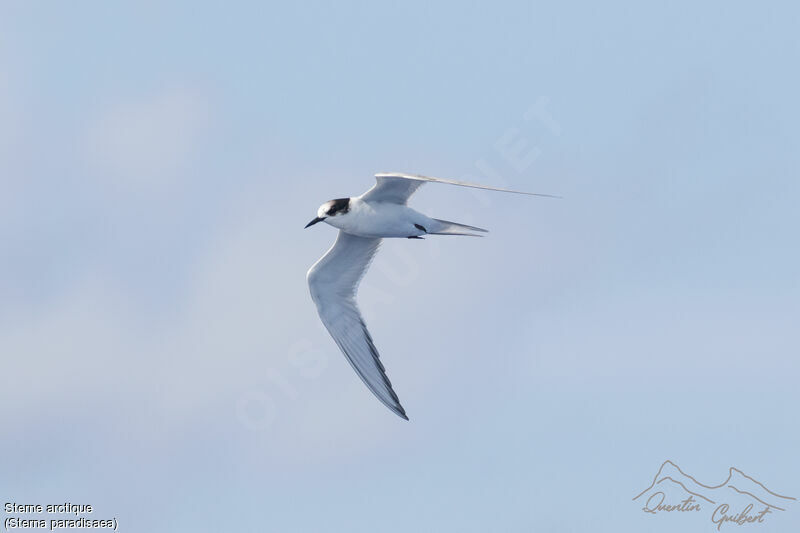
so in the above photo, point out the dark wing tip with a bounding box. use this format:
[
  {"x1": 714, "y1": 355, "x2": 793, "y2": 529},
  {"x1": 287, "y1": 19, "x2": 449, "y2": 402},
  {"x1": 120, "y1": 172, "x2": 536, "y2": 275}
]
[{"x1": 396, "y1": 407, "x2": 409, "y2": 421}]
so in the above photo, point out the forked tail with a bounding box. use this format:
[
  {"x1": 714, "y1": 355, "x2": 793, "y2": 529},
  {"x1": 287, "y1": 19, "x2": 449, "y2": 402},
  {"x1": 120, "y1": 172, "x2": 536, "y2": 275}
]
[{"x1": 428, "y1": 218, "x2": 488, "y2": 237}]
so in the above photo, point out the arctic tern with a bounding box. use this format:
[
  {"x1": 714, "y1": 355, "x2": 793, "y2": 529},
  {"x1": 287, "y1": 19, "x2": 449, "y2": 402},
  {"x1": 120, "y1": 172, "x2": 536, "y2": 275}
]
[{"x1": 305, "y1": 172, "x2": 557, "y2": 420}]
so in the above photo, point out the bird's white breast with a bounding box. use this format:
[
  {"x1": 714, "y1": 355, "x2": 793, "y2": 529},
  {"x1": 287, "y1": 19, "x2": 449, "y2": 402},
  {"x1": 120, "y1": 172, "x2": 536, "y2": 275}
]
[{"x1": 325, "y1": 198, "x2": 428, "y2": 238}]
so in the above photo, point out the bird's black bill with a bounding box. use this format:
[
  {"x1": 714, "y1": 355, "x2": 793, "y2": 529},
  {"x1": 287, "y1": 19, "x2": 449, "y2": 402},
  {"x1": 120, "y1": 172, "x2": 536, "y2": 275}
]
[{"x1": 304, "y1": 216, "x2": 325, "y2": 229}]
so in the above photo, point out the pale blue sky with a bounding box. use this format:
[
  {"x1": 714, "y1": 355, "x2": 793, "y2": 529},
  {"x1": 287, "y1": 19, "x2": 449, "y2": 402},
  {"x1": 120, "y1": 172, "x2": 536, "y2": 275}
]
[{"x1": 2, "y1": 1, "x2": 799, "y2": 532}]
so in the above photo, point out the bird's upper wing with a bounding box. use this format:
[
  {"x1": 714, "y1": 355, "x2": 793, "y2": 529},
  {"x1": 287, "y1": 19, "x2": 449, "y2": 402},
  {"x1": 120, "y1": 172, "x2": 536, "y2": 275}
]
[
  {"x1": 359, "y1": 172, "x2": 561, "y2": 204},
  {"x1": 307, "y1": 230, "x2": 407, "y2": 420}
]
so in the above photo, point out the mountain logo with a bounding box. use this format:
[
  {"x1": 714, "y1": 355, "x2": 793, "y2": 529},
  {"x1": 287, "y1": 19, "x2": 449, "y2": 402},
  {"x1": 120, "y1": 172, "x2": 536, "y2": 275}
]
[{"x1": 633, "y1": 460, "x2": 795, "y2": 530}]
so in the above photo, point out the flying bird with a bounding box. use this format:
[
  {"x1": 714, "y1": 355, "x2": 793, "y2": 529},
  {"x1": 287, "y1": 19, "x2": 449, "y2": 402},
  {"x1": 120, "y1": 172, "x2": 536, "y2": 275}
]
[{"x1": 305, "y1": 172, "x2": 557, "y2": 420}]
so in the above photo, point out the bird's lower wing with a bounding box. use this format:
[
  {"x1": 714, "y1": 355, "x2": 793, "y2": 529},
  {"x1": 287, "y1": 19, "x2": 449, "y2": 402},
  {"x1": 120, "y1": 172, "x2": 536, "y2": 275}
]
[
  {"x1": 307, "y1": 231, "x2": 408, "y2": 420},
  {"x1": 360, "y1": 172, "x2": 560, "y2": 204}
]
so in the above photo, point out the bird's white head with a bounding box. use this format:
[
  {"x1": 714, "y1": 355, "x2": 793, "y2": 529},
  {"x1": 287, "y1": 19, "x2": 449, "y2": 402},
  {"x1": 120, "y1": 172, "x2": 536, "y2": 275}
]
[{"x1": 304, "y1": 198, "x2": 352, "y2": 229}]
